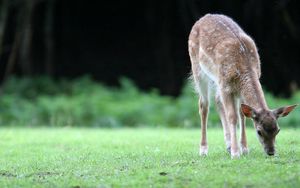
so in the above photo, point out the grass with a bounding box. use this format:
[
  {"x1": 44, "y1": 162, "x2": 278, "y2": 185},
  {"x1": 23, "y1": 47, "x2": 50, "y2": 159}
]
[{"x1": 0, "y1": 128, "x2": 299, "y2": 188}]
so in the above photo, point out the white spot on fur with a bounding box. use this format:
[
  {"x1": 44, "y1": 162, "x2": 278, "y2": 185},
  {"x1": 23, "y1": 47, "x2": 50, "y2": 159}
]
[
  {"x1": 199, "y1": 46, "x2": 205, "y2": 53},
  {"x1": 189, "y1": 40, "x2": 196, "y2": 47},
  {"x1": 206, "y1": 46, "x2": 213, "y2": 51}
]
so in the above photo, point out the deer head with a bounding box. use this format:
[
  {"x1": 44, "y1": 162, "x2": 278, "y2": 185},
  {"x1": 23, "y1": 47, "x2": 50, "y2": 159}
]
[{"x1": 241, "y1": 104, "x2": 297, "y2": 156}]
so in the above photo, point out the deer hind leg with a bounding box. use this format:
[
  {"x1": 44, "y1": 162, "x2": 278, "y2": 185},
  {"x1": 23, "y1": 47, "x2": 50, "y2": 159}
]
[
  {"x1": 198, "y1": 83, "x2": 209, "y2": 156},
  {"x1": 215, "y1": 93, "x2": 231, "y2": 153},
  {"x1": 239, "y1": 106, "x2": 249, "y2": 154},
  {"x1": 198, "y1": 91, "x2": 209, "y2": 156},
  {"x1": 191, "y1": 64, "x2": 210, "y2": 156},
  {"x1": 220, "y1": 90, "x2": 240, "y2": 158}
]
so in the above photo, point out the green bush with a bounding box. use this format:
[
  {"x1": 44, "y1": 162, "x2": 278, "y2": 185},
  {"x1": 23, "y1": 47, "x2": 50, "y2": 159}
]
[{"x1": 0, "y1": 76, "x2": 299, "y2": 127}]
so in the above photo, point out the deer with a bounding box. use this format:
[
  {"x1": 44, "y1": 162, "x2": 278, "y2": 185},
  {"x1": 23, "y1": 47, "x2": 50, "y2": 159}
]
[{"x1": 188, "y1": 14, "x2": 297, "y2": 158}]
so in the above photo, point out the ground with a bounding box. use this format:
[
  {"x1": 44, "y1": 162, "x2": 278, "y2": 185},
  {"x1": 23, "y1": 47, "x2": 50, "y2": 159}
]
[{"x1": 0, "y1": 128, "x2": 299, "y2": 188}]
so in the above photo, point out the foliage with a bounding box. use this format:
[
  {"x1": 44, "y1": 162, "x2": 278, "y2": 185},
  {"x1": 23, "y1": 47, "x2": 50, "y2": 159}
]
[
  {"x1": 0, "y1": 128, "x2": 299, "y2": 187},
  {"x1": 0, "y1": 76, "x2": 299, "y2": 127}
]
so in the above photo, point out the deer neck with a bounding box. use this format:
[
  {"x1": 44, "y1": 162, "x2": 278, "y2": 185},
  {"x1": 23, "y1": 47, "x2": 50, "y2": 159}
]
[{"x1": 240, "y1": 71, "x2": 268, "y2": 111}]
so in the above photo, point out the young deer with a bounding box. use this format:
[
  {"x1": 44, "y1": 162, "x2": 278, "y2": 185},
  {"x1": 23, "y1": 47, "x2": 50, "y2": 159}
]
[{"x1": 188, "y1": 14, "x2": 297, "y2": 158}]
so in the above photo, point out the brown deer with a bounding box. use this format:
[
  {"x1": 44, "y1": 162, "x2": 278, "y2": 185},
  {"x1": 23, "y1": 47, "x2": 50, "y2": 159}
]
[{"x1": 188, "y1": 14, "x2": 297, "y2": 158}]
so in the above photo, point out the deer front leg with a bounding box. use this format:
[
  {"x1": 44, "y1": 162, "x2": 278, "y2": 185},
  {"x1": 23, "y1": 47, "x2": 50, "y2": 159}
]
[
  {"x1": 239, "y1": 109, "x2": 249, "y2": 154},
  {"x1": 220, "y1": 92, "x2": 239, "y2": 158},
  {"x1": 199, "y1": 96, "x2": 209, "y2": 156},
  {"x1": 215, "y1": 94, "x2": 231, "y2": 153}
]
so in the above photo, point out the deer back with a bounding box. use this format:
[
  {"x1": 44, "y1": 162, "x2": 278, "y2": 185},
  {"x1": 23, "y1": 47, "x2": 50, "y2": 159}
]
[{"x1": 189, "y1": 14, "x2": 261, "y2": 86}]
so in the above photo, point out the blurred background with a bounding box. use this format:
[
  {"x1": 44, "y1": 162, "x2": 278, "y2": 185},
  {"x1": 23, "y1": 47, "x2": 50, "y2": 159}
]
[{"x1": 0, "y1": 0, "x2": 299, "y2": 128}]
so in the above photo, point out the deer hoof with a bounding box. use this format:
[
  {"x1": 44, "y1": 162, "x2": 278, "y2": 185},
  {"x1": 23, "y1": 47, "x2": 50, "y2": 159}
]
[
  {"x1": 199, "y1": 146, "x2": 208, "y2": 156},
  {"x1": 226, "y1": 146, "x2": 231, "y2": 153},
  {"x1": 231, "y1": 151, "x2": 240, "y2": 159},
  {"x1": 240, "y1": 146, "x2": 249, "y2": 155}
]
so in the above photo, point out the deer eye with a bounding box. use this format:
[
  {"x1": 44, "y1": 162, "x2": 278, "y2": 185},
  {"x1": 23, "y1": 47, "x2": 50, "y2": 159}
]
[
  {"x1": 257, "y1": 130, "x2": 263, "y2": 136},
  {"x1": 253, "y1": 116, "x2": 260, "y2": 122}
]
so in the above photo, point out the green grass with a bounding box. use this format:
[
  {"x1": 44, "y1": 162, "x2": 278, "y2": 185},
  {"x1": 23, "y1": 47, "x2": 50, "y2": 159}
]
[{"x1": 0, "y1": 128, "x2": 299, "y2": 188}]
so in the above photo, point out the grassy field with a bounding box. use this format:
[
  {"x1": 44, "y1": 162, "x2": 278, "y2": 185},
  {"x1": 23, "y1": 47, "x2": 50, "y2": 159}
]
[{"x1": 0, "y1": 128, "x2": 299, "y2": 188}]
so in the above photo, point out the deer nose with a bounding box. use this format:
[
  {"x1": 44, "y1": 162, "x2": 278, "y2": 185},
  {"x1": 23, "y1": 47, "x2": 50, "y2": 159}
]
[
  {"x1": 267, "y1": 151, "x2": 275, "y2": 156},
  {"x1": 266, "y1": 148, "x2": 275, "y2": 156}
]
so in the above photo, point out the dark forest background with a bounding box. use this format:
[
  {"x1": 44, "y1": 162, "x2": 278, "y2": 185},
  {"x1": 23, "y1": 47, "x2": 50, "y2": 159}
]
[{"x1": 0, "y1": 0, "x2": 299, "y2": 97}]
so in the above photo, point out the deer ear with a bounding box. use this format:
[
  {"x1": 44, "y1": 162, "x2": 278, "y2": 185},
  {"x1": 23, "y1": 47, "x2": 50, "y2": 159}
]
[
  {"x1": 273, "y1": 104, "x2": 298, "y2": 118},
  {"x1": 241, "y1": 104, "x2": 256, "y2": 118}
]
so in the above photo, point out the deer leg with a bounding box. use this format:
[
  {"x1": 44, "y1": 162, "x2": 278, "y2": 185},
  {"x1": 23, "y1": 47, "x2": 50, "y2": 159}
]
[
  {"x1": 190, "y1": 53, "x2": 210, "y2": 156},
  {"x1": 199, "y1": 95, "x2": 209, "y2": 156},
  {"x1": 220, "y1": 91, "x2": 239, "y2": 158},
  {"x1": 194, "y1": 70, "x2": 209, "y2": 156},
  {"x1": 215, "y1": 94, "x2": 231, "y2": 153},
  {"x1": 239, "y1": 108, "x2": 249, "y2": 154}
]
